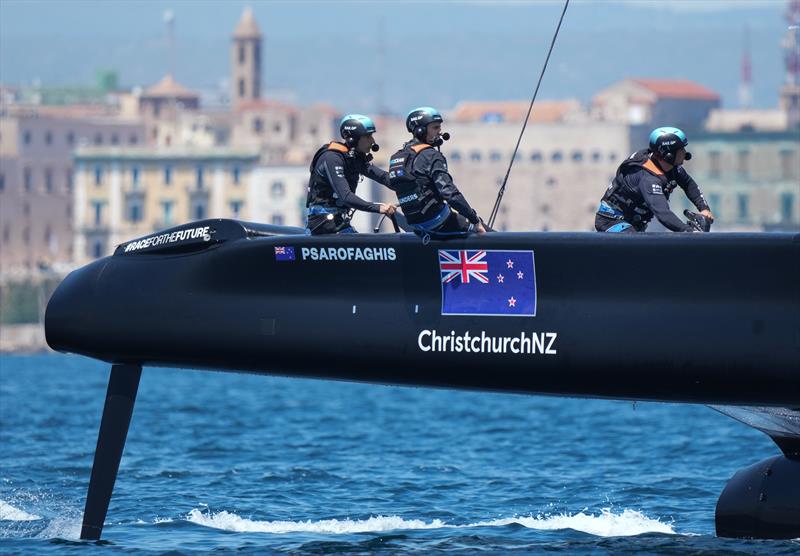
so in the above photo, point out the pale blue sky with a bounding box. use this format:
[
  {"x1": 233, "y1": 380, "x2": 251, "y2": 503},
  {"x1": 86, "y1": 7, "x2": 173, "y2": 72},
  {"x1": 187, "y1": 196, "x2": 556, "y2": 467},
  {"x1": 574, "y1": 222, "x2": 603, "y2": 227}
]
[{"x1": 0, "y1": 1, "x2": 792, "y2": 112}]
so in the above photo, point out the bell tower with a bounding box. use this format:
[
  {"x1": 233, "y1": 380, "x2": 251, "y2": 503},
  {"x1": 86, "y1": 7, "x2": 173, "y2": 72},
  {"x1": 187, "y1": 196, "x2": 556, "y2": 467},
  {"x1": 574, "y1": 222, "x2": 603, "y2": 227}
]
[{"x1": 231, "y1": 7, "x2": 262, "y2": 110}]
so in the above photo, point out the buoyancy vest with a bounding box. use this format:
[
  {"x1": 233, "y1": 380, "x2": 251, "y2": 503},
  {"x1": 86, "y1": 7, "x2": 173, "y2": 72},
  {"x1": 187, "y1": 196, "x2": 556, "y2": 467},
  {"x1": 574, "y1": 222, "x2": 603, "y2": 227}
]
[
  {"x1": 306, "y1": 142, "x2": 354, "y2": 209},
  {"x1": 388, "y1": 143, "x2": 444, "y2": 223},
  {"x1": 602, "y1": 150, "x2": 673, "y2": 228}
]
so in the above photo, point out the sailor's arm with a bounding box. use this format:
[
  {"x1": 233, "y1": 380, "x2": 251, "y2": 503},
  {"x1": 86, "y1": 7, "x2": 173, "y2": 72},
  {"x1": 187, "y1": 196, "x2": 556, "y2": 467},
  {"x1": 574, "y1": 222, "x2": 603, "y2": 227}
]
[
  {"x1": 362, "y1": 162, "x2": 391, "y2": 187},
  {"x1": 318, "y1": 153, "x2": 380, "y2": 213},
  {"x1": 428, "y1": 155, "x2": 481, "y2": 225},
  {"x1": 677, "y1": 168, "x2": 715, "y2": 220},
  {"x1": 636, "y1": 175, "x2": 692, "y2": 232}
]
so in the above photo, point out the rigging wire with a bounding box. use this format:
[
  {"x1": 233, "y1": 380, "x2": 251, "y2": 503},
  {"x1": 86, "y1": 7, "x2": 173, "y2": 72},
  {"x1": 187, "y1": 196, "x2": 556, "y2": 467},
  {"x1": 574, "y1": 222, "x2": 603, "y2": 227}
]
[{"x1": 487, "y1": 0, "x2": 571, "y2": 229}]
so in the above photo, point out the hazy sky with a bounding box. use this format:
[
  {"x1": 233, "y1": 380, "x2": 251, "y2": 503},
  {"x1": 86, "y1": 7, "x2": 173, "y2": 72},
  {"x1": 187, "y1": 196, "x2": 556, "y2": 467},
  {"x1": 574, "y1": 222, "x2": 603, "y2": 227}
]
[{"x1": 0, "y1": 0, "x2": 793, "y2": 113}]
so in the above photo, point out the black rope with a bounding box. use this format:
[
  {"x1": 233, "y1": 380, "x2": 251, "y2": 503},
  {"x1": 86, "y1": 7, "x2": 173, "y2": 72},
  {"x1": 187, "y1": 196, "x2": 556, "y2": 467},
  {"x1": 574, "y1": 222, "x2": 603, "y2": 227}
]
[{"x1": 488, "y1": 0, "x2": 570, "y2": 229}]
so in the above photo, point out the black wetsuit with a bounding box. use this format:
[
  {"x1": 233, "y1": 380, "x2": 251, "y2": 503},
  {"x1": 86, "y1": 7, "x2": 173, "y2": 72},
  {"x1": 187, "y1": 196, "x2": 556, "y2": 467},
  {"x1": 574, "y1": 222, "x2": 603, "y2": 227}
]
[
  {"x1": 389, "y1": 140, "x2": 480, "y2": 236},
  {"x1": 306, "y1": 142, "x2": 390, "y2": 234},
  {"x1": 596, "y1": 149, "x2": 709, "y2": 233}
]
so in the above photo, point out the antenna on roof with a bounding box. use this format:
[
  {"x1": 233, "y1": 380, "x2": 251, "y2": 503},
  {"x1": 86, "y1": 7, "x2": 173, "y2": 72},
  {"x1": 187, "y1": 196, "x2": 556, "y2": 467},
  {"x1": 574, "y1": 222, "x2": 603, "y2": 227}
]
[{"x1": 164, "y1": 10, "x2": 175, "y2": 78}]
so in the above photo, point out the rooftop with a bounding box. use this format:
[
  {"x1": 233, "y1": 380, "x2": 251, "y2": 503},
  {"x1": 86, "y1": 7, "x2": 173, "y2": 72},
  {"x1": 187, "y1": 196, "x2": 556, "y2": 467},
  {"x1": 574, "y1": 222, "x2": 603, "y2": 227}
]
[
  {"x1": 449, "y1": 100, "x2": 581, "y2": 123},
  {"x1": 233, "y1": 7, "x2": 262, "y2": 39},
  {"x1": 142, "y1": 75, "x2": 199, "y2": 100},
  {"x1": 630, "y1": 79, "x2": 720, "y2": 101}
]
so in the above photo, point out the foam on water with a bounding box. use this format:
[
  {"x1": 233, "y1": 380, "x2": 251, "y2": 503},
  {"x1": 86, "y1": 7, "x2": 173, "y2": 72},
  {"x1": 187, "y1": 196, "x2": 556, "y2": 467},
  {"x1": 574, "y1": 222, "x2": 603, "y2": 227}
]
[
  {"x1": 187, "y1": 507, "x2": 674, "y2": 537},
  {"x1": 0, "y1": 500, "x2": 41, "y2": 521},
  {"x1": 469, "y1": 508, "x2": 675, "y2": 536},
  {"x1": 187, "y1": 509, "x2": 447, "y2": 534}
]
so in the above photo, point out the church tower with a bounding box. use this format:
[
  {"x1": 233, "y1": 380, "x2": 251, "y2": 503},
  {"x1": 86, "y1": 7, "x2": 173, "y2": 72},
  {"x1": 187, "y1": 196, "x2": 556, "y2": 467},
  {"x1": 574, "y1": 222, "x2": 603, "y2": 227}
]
[{"x1": 231, "y1": 7, "x2": 262, "y2": 110}]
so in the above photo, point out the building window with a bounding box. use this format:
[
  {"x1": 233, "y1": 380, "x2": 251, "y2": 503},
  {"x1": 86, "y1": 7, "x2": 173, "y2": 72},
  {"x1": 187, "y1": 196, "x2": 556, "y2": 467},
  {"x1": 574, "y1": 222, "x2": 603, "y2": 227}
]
[
  {"x1": 92, "y1": 201, "x2": 104, "y2": 226},
  {"x1": 0, "y1": 172, "x2": 4, "y2": 192},
  {"x1": 94, "y1": 133, "x2": 103, "y2": 145},
  {"x1": 780, "y1": 150, "x2": 797, "y2": 180},
  {"x1": 530, "y1": 151, "x2": 542, "y2": 162},
  {"x1": 162, "y1": 201, "x2": 174, "y2": 226},
  {"x1": 737, "y1": 193, "x2": 749, "y2": 221},
  {"x1": 546, "y1": 177, "x2": 558, "y2": 187},
  {"x1": 132, "y1": 166, "x2": 140, "y2": 188},
  {"x1": 239, "y1": 45, "x2": 245, "y2": 64},
  {"x1": 571, "y1": 150, "x2": 583, "y2": 162},
  {"x1": 23, "y1": 130, "x2": 31, "y2": 145},
  {"x1": 489, "y1": 151, "x2": 502, "y2": 162},
  {"x1": 164, "y1": 166, "x2": 172, "y2": 185},
  {"x1": 608, "y1": 152, "x2": 617, "y2": 162},
  {"x1": 273, "y1": 122, "x2": 282, "y2": 133},
  {"x1": 67, "y1": 131, "x2": 75, "y2": 145},
  {"x1": 129, "y1": 134, "x2": 138, "y2": 145},
  {"x1": 551, "y1": 151, "x2": 563, "y2": 162},
  {"x1": 93, "y1": 240, "x2": 104, "y2": 259},
  {"x1": 23, "y1": 202, "x2": 30, "y2": 216},
  {"x1": 709, "y1": 151, "x2": 722, "y2": 179},
  {"x1": 24, "y1": 168, "x2": 32, "y2": 192},
  {"x1": 591, "y1": 151, "x2": 602, "y2": 163},
  {"x1": 128, "y1": 201, "x2": 143, "y2": 223},
  {"x1": 271, "y1": 181, "x2": 285, "y2": 198},
  {"x1": 22, "y1": 227, "x2": 30, "y2": 244},
  {"x1": 470, "y1": 151, "x2": 481, "y2": 162},
  {"x1": 230, "y1": 200, "x2": 243, "y2": 218},
  {"x1": 65, "y1": 169, "x2": 73, "y2": 192},
  {"x1": 253, "y1": 118, "x2": 263, "y2": 134},
  {"x1": 45, "y1": 131, "x2": 52, "y2": 145},
  {"x1": 193, "y1": 202, "x2": 206, "y2": 220},
  {"x1": 450, "y1": 151, "x2": 461, "y2": 161},
  {"x1": 111, "y1": 134, "x2": 119, "y2": 145},
  {"x1": 737, "y1": 150, "x2": 750, "y2": 178},
  {"x1": 95, "y1": 166, "x2": 103, "y2": 186},
  {"x1": 781, "y1": 192, "x2": 794, "y2": 223},
  {"x1": 233, "y1": 166, "x2": 241, "y2": 185},
  {"x1": 196, "y1": 166, "x2": 204, "y2": 189},
  {"x1": 2, "y1": 225, "x2": 9, "y2": 242},
  {"x1": 271, "y1": 214, "x2": 284, "y2": 225},
  {"x1": 45, "y1": 168, "x2": 53, "y2": 193},
  {"x1": 238, "y1": 79, "x2": 245, "y2": 98}
]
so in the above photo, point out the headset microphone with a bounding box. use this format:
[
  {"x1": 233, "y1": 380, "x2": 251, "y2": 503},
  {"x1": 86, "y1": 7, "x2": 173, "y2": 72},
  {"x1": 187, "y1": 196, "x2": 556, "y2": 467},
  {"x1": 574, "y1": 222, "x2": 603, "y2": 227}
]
[
  {"x1": 441, "y1": 132, "x2": 450, "y2": 141},
  {"x1": 371, "y1": 144, "x2": 380, "y2": 152},
  {"x1": 684, "y1": 151, "x2": 692, "y2": 161}
]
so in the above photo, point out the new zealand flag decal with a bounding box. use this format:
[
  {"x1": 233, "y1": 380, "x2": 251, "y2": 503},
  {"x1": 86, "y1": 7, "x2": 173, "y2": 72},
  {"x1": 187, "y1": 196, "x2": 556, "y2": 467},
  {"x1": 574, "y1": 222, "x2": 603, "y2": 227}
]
[
  {"x1": 274, "y1": 246, "x2": 296, "y2": 261},
  {"x1": 439, "y1": 250, "x2": 537, "y2": 316}
]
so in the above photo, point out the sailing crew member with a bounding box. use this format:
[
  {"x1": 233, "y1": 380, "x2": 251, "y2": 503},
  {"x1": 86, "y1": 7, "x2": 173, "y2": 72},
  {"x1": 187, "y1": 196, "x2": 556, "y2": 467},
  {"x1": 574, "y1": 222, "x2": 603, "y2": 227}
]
[
  {"x1": 595, "y1": 127, "x2": 715, "y2": 232},
  {"x1": 306, "y1": 114, "x2": 396, "y2": 235},
  {"x1": 388, "y1": 106, "x2": 486, "y2": 237}
]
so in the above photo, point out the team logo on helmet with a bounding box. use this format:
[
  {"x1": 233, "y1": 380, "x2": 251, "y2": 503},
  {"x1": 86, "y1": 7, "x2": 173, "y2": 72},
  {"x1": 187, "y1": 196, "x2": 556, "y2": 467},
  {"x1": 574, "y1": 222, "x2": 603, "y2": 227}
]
[
  {"x1": 406, "y1": 106, "x2": 444, "y2": 135},
  {"x1": 339, "y1": 114, "x2": 377, "y2": 144}
]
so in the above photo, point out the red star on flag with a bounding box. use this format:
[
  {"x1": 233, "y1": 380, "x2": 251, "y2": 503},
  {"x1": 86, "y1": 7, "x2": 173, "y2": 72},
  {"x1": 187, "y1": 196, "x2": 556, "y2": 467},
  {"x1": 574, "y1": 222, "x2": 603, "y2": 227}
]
[
  {"x1": 497, "y1": 274, "x2": 504, "y2": 283},
  {"x1": 506, "y1": 259, "x2": 514, "y2": 269},
  {"x1": 508, "y1": 296, "x2": 516, "y2": 307}
]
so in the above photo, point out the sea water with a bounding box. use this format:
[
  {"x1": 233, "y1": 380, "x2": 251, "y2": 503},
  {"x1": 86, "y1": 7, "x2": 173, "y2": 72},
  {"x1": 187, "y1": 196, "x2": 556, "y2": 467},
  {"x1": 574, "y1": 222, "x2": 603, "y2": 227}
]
[{"x1": 1, "y1": 354, "x2": 796, "y2": 554}]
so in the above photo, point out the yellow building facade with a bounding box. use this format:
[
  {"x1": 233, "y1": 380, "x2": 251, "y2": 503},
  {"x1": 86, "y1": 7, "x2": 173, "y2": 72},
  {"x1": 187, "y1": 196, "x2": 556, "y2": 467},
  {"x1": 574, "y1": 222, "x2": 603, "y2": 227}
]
[{"x1": 73, "y1": 147, "x2": 259, "y2": 263}]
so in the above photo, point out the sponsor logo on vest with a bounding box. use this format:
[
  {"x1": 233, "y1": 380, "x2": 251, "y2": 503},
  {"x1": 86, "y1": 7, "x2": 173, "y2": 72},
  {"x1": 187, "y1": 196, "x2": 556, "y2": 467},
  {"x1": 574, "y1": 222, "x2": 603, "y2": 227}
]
[
  {"x1": 301, "y1": 246, "x2": 397, "y2": 262},
  {"x1": 390, "y1": 157, "x2": 405, "y2": 164},
  {"x1": 651, "y1": 184, "x2": 663, "y2": 195},
  {"x1": 417, "y1": 329, "x2": 558, "y2": 355},
  {"x1": 398, "y1": 193, "x2": 418, "y2": 204},
  {"x1": 124, "y1": 225, "x2": 212, "y2": 253}
]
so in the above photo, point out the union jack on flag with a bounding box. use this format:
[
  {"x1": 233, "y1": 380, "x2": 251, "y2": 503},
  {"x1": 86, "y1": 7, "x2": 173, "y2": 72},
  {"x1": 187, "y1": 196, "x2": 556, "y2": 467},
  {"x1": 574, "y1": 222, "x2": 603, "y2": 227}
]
[
  {"x1": 438, "y1": 249, "x2": 537, "y2": 317},
  {"x1": 274, "y1": 246, "x2": 296, "y2": 261},
  {"x1": 439, "y1": 250, "x2": 490, "y2": 284}
]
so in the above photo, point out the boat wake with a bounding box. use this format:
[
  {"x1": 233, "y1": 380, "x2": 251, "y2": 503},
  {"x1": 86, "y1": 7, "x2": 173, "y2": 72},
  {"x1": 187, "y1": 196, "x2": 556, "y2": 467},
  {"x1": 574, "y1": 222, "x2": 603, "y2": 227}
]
[{"x1": 186, "y1": 507, "x2": 675, "y2": 537}]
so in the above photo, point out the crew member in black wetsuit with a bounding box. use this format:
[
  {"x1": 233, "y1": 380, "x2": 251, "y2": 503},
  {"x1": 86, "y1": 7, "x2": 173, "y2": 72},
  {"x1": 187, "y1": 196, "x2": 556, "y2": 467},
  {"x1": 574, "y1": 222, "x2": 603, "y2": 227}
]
[
  {"x1": 595, "y1": 127, "x2": 715, "y2": 232},
  {"x1": 306, "y1": 114, "x2": 396, "y2": 234},
  {"x1": 388, "y1": 106, "x2": 486, "y2": 237}
]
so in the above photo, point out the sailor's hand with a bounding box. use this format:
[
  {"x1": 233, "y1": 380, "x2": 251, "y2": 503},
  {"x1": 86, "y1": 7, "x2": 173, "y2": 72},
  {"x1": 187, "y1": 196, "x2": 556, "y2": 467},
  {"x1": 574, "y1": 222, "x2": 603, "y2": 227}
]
[
  {"x1": 378, "y1": 203, "x2": 397, "y2": 216},
  {"x1": 700, "y1": 209, "x2": 715, "y2": 222},
  {"x1": 475, "y1": 221, "x2": 487, "y2": 234}
]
